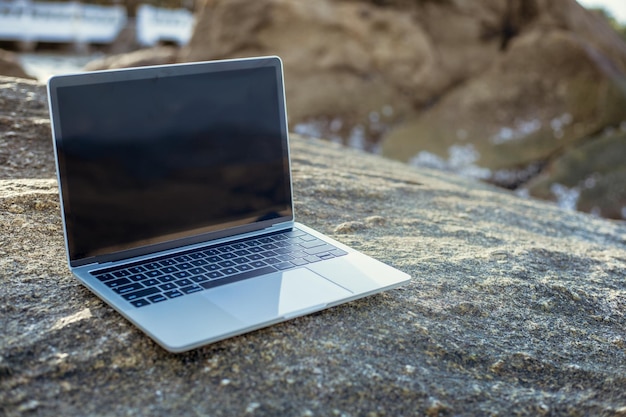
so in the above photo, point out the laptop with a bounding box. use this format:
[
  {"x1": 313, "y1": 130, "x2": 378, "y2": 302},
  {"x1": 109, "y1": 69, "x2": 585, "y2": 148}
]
[{"x1": 47, "y1": 56, "x2": 410, "y2": 352}]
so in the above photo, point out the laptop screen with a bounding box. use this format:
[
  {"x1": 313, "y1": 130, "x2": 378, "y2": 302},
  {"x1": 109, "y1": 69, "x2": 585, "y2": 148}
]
[{"x1": 49, "y1": 58, "x2": 293, "y2": 264}]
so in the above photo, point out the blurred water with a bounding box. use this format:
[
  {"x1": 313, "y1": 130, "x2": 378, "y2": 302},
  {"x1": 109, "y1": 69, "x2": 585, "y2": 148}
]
[{"x1": 18, "y1": 53, "x2": 98, "y2": 82}]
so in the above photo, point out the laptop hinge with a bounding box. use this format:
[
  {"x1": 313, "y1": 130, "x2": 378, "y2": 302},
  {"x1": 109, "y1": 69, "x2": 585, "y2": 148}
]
[{"x1": 265, "y1": 220, "x2": 294, "y2": 231}]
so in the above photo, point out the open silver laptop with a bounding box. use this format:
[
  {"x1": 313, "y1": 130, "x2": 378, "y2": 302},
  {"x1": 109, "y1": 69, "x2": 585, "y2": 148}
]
[{"x1": 47, "y1": 56, "x2": 410, "y2": 352}]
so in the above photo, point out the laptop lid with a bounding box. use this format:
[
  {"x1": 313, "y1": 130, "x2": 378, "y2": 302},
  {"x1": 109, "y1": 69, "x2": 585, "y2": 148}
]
[{"x1": 48, "y1": 56, "x2": 294, "y2": 268}]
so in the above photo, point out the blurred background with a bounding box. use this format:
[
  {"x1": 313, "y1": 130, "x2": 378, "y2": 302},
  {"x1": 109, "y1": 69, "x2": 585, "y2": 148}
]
[{"x1": 1, "y1": 0, "x2": 626, "y2": 220}]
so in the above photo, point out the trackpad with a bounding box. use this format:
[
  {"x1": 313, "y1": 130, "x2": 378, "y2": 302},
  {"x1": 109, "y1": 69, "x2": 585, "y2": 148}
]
[{"x1": 202, "y1": 268, "x2": 352, "y2": 324}]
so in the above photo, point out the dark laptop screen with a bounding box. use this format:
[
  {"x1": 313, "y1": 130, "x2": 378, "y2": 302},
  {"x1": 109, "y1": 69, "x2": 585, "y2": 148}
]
[{"x1": 50, "y1": 59, "x2": 293, "y2": 263}]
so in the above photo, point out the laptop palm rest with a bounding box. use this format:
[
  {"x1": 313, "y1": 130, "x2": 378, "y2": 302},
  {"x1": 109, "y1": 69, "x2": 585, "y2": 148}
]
[{"x1": 202, "y1": 268, "x2": 352, "y2": 324}]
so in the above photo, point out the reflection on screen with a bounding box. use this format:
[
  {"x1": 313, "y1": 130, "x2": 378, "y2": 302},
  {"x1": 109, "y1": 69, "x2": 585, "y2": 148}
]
[{"x1": 56, "y1": 66, "x2": 292, "y2": 260}]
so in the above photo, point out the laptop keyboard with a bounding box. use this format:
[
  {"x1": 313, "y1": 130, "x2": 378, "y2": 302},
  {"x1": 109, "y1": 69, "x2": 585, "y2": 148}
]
[{"x1": 91, "y1": 228, "x2": 347, "y2": 308}]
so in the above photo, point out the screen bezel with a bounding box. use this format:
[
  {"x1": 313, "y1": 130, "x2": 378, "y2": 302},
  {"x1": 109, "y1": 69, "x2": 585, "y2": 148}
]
[{"x1": 48, "y1": 56, "x2": 294, "y2": 267}]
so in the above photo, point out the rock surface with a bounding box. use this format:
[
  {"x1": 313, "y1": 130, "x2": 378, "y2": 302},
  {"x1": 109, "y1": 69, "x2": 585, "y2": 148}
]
[
  {"x1": 2, "y1": 77, "x2": 626, "y2": 416},
  {"x1": 0, "y1": 50, "x2": 34, "y2": 80},
  {"x1": 83, "y1": 46, "x2": 179, "y2": 71}
]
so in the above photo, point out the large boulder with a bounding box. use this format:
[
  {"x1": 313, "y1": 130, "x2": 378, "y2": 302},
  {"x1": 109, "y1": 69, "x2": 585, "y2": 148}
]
[
  {"x1": 525, "y1": 130, "x2": 626, "y2": 219},
  {"x1": 379, "y1": 0, "x2": 626, "y2": 216},
  {"x1": 180, "y1": 0, "x2": 509, "y2": 142},
  {"x1": 381, "y1": 28, "x2": 626, "y2": 172},
  {"x1": 179, "y1": 0, "x2": 626, "y2": 218},
  {"x1": 3, "y1": 76, "x2": 626, "y2": 416}
]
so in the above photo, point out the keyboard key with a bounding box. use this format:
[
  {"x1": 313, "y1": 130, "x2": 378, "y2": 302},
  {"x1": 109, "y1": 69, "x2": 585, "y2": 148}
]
[
  {"x1": 250, "y1": 260, "x2": 267, "y2": 268},
  {"x1": 130, "y1": 299, "x2": 150, "y2": 308},
  {"x1": 144, "y1": 278, "x2": 161, "y2": 287},
  {"x1": 234, "y1": 249, "x2": 250, "y2": 256},
  {"x1": 206, "y1": 271, "x2": 223, "y2": 279},
  {"x1": 144, "y1": 262, "x2": 161, "y2": 270},
  {"x1": 191, "y1": 259, "x2": 208, "y2": 266},
  {"x1": 232, "y1": 257, "x2": 249, "y2": 265},
  {"x1": 304, "y1": 244, "x2": 337, "y2": 255},
  {"x1": 159, "y1": 282, "x2": 177, "y2": 291},
  {"x1": 300, "y1": 239, "x2": 326, "y2": 249},
  {"x1": 189, "y1": 267, "x2": 207, "y2": 275},
  {"x1": 161, "y1": 266, "x2": 177, "y2": 274},
  {"x1": 291, "y1": 258, "x2": 309, "y2": 266},
  {"x1": 128, "y1": 266, "x2": 146, "y2": 274},
  {"x1": 205, "y1": 264, "x2": 220, "y2": 271},
  {"x1": 148, "y1": 294, "x2": 167, "y2": 303},
  {"x1": 189, "y1": 252, "x2": 205, "y2": 260},
  {"x1": 203, "y1": 248, "x2": 221, "y2": 256},
  {"x1": 275, "y1": 262, "x2": 295, "y2": 270},
  {"x1": 157, "y1": 275, "x2": 176, "y2": 283},
  {"x1": 176, "y1": 262, "x2": 194, "y2": 270},
  {"x1": 123, "y1": 287, "x2": 160, "y2": 301},
  {"x1": 221, "y1": 267, "x2": 238, "y2": 275},
  {"x1": 164, "y1": 290, "x2": 183, "y2": 299},
  {"x1": 105, "y1": 277, "x2": 131, "y2": 288},
  {"x1": 173, "y1": 271, "x2": 191, "y2": 279},
  {"x1": 159, "y1": 259, "x2": 176, "y2": 266},
  {"x1": 112, "y1": 270, "x2": 131, "y2": 278},
  {"x1": 114, "y1": 282, "x2": 144, "y2": 294},
  {"x1": 174, "y1": 255, "x2": 192, "y2": 263},
  {"x1": 273, "y1": 247, "x2": 294, "y2": 255},
  {"x1": 264, "y1": 257, "x2": 281, "y2": 265},
  {"x1": 332, "y1": 249, "x2": 348, "y2": 257},
  {"x1": 129, "y1": 273, "x2": 147, "y2": 282},
  {"x1": 304, "y1": 255, "x2": 322, "y2": 263},
  {"x1": 248, "y1": 253, "x2": 263, "y2": 261},
  {"x1": 180, "y1": 285, "x2": 203, "y2": 294},
  {"x1": 207, "y1": 255, "x2": 222, "y2": 263},
  {"x1": 95, "y1": 273, "x2": 115, "y2": 282},
  {"x1": 235, "y1": 264, "x2": 253, "y2": 272},
  {"x1": 218, "y1": 260, "x2": 236, "y2": 268},
  {"x1": 258, "y1": 237, "x2": 273, "y2": 244},
  {"x1": 231, "y1": 243, "x2": 247, "y2": 250},
  {"x1": 175, "y1": 278, "x2": 193, "y2": 287},
  {"x1": 191, "y1": 275, "x2": 210, "y2": 283},
  {"x1": 319, "y1": 253, "x2": 334, "y2": 260},
  {"x1": 220, "y1": 253, "x2": 236, "y2": 260},
  {"x1": 145, "y1": 270, "x2": 163, "y2": 278},
  {"x1": 247, "y1": 246, "x2": 263, "y2": 253},
  {"x1": 261, "y1": 243, "x2": 278, "y2": 250}
]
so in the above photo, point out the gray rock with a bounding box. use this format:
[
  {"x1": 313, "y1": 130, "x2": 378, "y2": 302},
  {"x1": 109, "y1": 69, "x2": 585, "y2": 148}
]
[
  {"x1": 0, "y1": 49, "x2": 35, "y2": 80},
  {"x1": 2, "y1": 77, "x2": 626, "y2": 416},
  {"x1": 83, "y1": 46, "x2": 179, "y2": 71},
  {"x1": 526, "y1": 130, "x2": 626, "y2": 218},
  {"x1": 0, "y1": 76, "x2": 54, "y2": 179}
]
